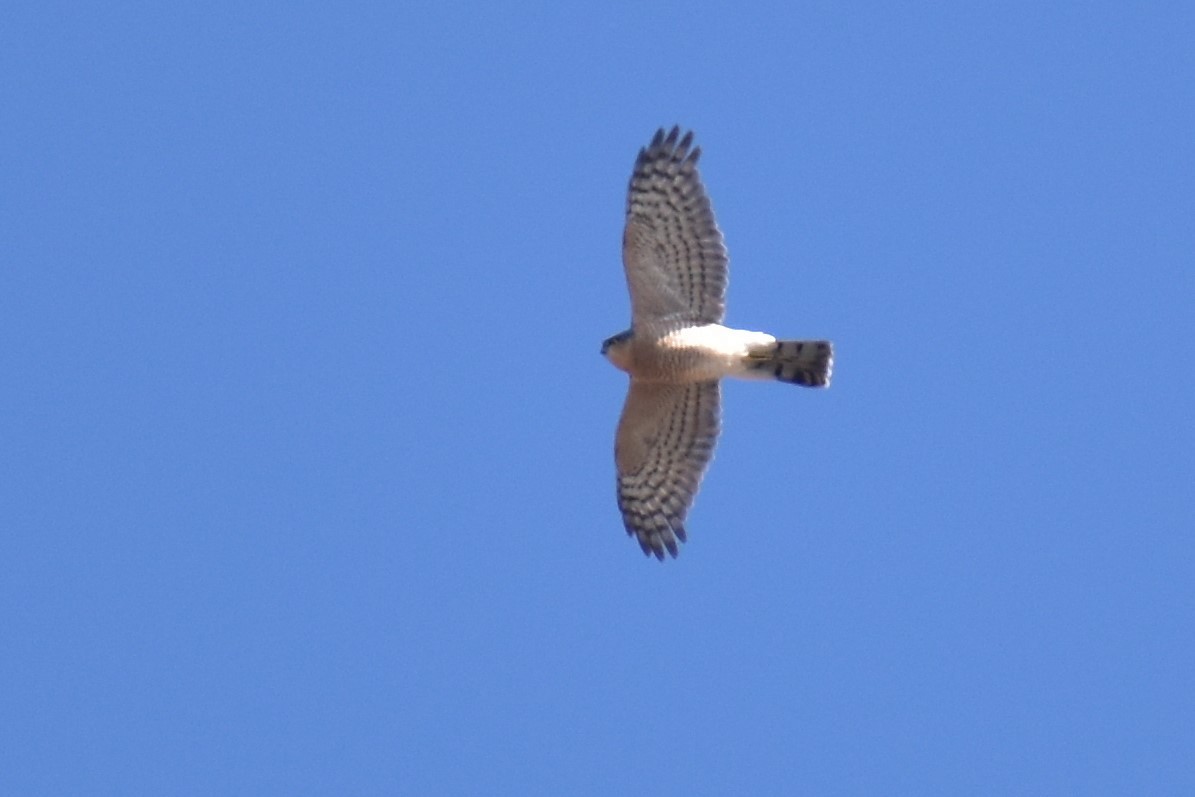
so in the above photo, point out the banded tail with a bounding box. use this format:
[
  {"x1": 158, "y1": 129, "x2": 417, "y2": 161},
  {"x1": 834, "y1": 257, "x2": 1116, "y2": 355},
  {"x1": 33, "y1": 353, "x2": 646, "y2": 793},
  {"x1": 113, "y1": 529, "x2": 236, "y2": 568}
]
[{"x1": 744, "y1": 339, "x2": 833, "y2": 387}]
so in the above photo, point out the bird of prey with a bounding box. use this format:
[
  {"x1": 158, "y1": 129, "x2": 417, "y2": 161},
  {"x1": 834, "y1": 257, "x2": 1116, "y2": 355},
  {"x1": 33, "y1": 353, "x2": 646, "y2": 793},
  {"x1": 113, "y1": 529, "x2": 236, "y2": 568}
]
[{"x1": 602, "y1": 127, "x2": 833, "y2": 560}]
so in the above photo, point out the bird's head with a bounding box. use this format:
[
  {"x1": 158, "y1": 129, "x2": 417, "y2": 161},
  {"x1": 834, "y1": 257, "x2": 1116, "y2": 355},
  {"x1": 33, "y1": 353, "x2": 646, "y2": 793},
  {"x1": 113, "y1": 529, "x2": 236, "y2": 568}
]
[{"x1": 601, "y1": 329, "x2": 634, "y2": 372}]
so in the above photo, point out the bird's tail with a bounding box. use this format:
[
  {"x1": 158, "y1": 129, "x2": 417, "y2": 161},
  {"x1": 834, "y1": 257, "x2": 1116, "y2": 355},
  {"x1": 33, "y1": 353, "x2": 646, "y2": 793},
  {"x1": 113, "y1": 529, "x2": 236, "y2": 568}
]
[{"x1": 743, "y1": 339, "x2": 833, "y2": 387}]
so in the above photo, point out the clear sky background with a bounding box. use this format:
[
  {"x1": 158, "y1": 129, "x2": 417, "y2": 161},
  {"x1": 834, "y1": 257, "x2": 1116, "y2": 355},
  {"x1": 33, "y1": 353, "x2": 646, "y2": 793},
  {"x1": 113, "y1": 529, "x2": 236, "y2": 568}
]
[{"x1": 3, "y1": 2, "x2": 1193, "y2": 794}]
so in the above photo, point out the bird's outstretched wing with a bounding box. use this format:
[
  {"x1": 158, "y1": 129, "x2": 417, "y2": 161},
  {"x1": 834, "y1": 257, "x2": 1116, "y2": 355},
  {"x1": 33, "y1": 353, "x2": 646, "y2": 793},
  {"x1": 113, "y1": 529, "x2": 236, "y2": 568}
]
[
  {"x1": 614, "y1": 380, "x2": 721, "y2": 559},
  {"x1": 622, "y1": 127, "x2": 728, "y2": 327}
]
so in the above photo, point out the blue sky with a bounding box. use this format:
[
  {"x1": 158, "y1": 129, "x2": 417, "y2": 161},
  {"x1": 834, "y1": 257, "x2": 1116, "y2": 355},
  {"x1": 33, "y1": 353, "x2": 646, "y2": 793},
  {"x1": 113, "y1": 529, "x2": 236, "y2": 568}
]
[{"x1": 3, "y1": 1, "x2": 1193, "y2": 793}]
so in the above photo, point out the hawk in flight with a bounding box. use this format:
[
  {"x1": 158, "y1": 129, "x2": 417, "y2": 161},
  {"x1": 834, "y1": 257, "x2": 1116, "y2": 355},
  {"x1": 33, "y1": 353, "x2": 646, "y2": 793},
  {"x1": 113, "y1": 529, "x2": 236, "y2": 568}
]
[{"x1": 603, "y1": 127, "x2": 833, "y2": 560}]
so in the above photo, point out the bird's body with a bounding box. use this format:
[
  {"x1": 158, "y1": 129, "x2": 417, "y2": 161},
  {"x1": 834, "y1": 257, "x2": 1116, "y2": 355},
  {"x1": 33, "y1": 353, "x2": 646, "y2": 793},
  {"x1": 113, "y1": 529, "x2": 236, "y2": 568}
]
[
  {"x1": 604, "y1": 127, "x2": 833, "y2": 560},
  {"x1": 605, "y1": 324, "x2": 779, "y2": 382}
]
